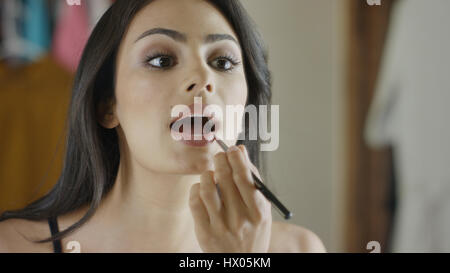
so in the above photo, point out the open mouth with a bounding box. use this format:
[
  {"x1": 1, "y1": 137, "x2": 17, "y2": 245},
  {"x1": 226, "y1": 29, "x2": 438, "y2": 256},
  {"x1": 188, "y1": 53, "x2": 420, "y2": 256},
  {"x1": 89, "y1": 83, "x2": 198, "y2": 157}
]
[{"x1": 170, "y1": 116, "x2": 216, "y2": 134}]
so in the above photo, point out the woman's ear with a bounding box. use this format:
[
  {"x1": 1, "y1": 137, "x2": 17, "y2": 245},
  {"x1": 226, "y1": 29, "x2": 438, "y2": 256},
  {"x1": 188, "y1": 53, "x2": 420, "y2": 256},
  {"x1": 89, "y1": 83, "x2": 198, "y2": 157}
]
[{"x1": 97, "y1": 98, "x2": 119, "y2": 129}]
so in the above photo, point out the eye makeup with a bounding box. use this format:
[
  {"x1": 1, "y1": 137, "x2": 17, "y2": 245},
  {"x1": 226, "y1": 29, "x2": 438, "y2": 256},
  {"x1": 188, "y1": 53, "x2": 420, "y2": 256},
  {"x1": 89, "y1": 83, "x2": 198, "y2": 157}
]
[
  {"x1": 143, "y1": 49, "x2": 176, "y2": 69},
  {"x1": 142, "y1": 50, "x2": 242, "y2": 72}
]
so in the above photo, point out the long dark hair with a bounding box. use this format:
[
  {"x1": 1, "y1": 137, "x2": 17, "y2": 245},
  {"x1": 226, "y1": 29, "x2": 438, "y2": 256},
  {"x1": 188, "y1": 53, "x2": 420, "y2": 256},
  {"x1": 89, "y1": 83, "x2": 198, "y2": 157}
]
[{"x1": 0, "y1": 0, "x2": 272, "y2": 244}]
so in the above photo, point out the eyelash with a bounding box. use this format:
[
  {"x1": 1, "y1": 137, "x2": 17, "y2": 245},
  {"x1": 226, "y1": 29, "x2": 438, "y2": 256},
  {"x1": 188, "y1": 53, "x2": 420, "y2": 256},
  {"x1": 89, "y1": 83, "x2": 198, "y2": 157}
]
[{"x1": 143, "y1": 51, "x2": 241, "y2": 72}]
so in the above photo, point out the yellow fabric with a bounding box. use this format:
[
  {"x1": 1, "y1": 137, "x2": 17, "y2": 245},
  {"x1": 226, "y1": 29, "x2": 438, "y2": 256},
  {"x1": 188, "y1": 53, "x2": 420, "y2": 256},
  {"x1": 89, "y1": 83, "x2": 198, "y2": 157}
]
[{"x1": 0, "y1": 55, "x2": 73, "y2": 212}]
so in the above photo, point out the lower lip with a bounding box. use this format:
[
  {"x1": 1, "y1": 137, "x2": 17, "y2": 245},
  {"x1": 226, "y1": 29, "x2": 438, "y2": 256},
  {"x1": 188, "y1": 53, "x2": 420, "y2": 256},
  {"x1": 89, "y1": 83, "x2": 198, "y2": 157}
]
[{"x1": 181, "y1": 137, "x2": 214, "y2": 147}]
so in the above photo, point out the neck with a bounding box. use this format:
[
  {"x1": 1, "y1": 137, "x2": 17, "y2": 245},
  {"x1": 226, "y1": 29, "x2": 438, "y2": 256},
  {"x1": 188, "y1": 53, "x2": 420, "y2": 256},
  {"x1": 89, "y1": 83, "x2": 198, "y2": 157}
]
[{"x1": 80, "y1": 155, "x2": 204, "y2": 252}]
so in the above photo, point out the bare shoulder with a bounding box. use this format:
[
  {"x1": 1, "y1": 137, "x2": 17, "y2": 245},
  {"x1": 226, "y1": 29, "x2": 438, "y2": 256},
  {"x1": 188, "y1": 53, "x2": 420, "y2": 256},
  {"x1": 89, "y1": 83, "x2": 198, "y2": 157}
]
[
  {"x1": 269, "y1": 221, "x2": 327, "y2": 253},
  {"x1": 0, "y1": 218, "x2": 54, "y2": 253}
]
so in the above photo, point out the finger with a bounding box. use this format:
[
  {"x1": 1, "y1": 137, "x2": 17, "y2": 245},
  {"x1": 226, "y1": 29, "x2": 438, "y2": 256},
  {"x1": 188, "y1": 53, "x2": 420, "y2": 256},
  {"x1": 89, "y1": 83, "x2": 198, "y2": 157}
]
[
  {"x1": 238, "y1": 145, "x2": 262, "y2": 181},
  {"x1": 213, "y1": 151, "x2": 247, "y2": 222},
  {"x1": 189, "y1": 183, "x2": 211, "y2": 233},
  {"x1": 227, "y1": 146, "x2": 269, "y2": 216},
  {"x1": 199, "y1": 170, "x2": 223, "y2": 224}
]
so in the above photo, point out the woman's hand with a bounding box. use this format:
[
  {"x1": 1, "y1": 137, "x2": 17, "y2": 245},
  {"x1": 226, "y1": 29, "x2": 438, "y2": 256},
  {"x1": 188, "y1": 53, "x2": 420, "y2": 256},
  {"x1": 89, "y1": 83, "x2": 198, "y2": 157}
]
[{"x1": 189, "y1": 145, "x2": 272, "y2": 253}]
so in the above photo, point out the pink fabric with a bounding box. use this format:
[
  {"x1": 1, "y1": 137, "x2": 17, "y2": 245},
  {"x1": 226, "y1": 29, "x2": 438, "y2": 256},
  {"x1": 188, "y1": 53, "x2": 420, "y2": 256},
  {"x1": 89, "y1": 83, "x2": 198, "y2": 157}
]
[{"x1": 52, "y1": 1, "x2": 90, "y2": 73}]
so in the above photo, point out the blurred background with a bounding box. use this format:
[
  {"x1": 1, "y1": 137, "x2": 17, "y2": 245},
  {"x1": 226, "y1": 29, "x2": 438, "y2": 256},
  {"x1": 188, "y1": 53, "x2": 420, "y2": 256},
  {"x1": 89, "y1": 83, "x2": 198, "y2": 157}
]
[{"x1": 1, "y1": 0, "x2": 449, "y2": 253}]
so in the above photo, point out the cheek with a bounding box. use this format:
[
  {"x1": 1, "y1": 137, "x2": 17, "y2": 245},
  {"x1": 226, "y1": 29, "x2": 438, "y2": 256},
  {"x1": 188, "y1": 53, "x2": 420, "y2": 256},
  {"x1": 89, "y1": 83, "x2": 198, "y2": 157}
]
[
  {"x1": 223, "y1": 74, "x2": 248, "y2": 106},
  {"x1": 115, "y1": 71, "x2": 171, "y2": 122},
  {"x1": 117, "y1": 73, "x2": 158, "y2": 106},
  {"x1": 113, "y1": 72, "x2": 179, "y2": 172},
  {"x1": 114, "y1": 72, "x2": 171, "y2": 156},
  {"x1": 219, "y1": 74, "x2": 248, "y2": 138}
]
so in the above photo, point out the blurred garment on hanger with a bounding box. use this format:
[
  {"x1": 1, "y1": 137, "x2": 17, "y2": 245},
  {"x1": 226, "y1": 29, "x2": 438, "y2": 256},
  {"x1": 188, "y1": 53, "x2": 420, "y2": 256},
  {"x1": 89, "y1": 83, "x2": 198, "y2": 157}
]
[{"x1": 365, "y1": 0, "x2": 450, "y2": 252}]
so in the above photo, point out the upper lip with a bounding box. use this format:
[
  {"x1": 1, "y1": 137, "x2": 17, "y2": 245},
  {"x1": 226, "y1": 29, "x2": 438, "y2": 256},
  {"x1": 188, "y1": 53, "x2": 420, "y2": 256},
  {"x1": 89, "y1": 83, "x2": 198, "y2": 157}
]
[{"x1": 169, "y1": 103, "x2": 217, "y2": 129}]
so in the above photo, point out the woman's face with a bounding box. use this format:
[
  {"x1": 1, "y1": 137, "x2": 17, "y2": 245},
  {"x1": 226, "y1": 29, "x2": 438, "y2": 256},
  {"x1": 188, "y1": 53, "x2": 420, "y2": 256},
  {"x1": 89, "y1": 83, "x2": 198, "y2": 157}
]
[{"x1": 111, "y1": 0, "x2": 248, "y2": 174}]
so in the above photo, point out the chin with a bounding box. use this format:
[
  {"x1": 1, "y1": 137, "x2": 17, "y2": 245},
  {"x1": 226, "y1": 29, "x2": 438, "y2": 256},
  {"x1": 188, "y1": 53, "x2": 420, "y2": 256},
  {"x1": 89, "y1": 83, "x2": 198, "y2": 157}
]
[{"x1": 180, "y1": 157, "x2": 214, "y2": 174}]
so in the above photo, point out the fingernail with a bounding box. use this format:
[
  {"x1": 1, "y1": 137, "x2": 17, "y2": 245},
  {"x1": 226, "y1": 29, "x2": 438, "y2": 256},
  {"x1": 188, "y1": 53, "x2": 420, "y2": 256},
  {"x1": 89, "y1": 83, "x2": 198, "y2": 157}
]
[
  {"x1": 239, "y1": 145, "x2": 250, "y2": 162},
  {"x1": 227, "y1": 146, "x2": 239, "y2": 153}
]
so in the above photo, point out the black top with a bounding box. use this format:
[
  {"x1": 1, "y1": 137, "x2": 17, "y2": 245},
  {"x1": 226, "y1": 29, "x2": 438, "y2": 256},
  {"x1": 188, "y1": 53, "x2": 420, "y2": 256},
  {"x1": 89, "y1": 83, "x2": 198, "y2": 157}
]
[{"x1": 48, "y1": 216, "x2": 63, "y2": 253}]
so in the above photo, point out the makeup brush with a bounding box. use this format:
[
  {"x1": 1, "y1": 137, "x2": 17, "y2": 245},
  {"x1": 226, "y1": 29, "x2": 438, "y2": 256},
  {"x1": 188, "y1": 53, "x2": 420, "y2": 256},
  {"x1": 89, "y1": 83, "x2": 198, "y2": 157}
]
[{"x1": 214, "y1": 137, "x2": 293, "y2": 220}]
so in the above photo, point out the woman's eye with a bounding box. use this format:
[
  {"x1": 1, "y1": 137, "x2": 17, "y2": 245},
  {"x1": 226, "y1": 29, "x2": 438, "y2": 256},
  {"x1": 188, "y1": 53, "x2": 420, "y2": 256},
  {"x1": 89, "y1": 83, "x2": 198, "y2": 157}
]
[
  {"x1": 212, "y1": 58, "x2": 232, "y2": 70},
  {"x1": 210, "y1": 57, "x2": 239, "y2": 71},
  {"x1": 147, "y1": 55, "x2": 174, "y2": 69},
  {"x1": 144, "y1": 54, "x2": 240, "y2": 71}
]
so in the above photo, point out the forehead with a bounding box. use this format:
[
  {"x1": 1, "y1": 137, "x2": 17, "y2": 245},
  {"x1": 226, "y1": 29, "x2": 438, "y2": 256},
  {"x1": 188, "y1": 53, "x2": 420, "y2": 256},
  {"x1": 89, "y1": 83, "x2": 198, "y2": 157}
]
[{"x1": 124, "y1": 0, "x2": 239, "y2": 44}]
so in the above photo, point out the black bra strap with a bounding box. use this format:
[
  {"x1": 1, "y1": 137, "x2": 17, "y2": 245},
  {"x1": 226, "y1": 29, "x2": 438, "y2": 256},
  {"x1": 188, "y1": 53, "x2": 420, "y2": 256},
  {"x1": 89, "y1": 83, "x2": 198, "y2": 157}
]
[{"x1": 48, "y1": 216, "x2": 63, "y2": 253}]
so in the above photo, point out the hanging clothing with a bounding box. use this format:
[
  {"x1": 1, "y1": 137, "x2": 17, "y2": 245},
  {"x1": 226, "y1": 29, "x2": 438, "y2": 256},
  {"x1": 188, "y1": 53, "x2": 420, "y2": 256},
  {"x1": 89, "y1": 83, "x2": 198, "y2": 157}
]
[
  {"x1": 22, "y1": 0, "x2": 51, "y2": 61},
  {"x1": 365, "y1": 0, "x2": 450, "y2": 252},
  {"x1": 0, "y1": 0, "x2": 51, "y2": 63},
  {"x1": 0, "y1": 0, "x2": 25, "y2": 61},
  {"x1": 51, "y1": 0, "x2": 90, "y2": 72},
  {"x1": 1, "y1": 0, "x2": 113, "y2": 68}
]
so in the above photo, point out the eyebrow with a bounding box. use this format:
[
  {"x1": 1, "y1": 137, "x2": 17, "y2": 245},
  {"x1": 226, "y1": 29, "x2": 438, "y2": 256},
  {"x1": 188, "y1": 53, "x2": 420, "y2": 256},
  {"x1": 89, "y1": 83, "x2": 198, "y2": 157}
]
[{"x1": 134, "y1": 27, "x2": 239, "y2": 46}]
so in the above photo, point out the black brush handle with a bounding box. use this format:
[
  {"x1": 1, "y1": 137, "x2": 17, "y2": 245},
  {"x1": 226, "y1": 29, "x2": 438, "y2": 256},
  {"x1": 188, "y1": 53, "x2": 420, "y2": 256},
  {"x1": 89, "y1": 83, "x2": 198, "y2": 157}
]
[
  {"x1": 251, "y1": 172, "x2": 293, "y2": 220},
  {"x1": 214, "y1": 138, "x2": 293, "y2": 220}
]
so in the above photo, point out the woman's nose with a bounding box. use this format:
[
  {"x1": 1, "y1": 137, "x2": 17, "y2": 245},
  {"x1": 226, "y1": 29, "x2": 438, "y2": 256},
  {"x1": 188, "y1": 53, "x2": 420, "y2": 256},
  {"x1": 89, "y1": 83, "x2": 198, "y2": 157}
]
[
  {"x1": 184, "y1": 64, "x2": 214, "y2": 95},
  {"x1": 186, "y1": 82, "x2": 213, "y2": 93}
]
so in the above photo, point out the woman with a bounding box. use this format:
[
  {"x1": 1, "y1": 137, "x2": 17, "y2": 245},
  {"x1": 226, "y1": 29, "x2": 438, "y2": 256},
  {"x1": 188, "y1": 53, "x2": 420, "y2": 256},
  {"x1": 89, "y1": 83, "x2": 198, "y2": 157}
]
[{"x1": 0, "y1": 0, "x2": 325, "y2": 253}]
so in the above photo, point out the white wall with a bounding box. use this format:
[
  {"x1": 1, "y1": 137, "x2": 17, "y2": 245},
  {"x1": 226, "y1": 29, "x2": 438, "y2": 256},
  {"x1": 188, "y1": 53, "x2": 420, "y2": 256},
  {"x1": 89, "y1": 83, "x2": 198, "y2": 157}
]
[{"x1": 240, "y1": 0, "x2": 348, "y2": 252}]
